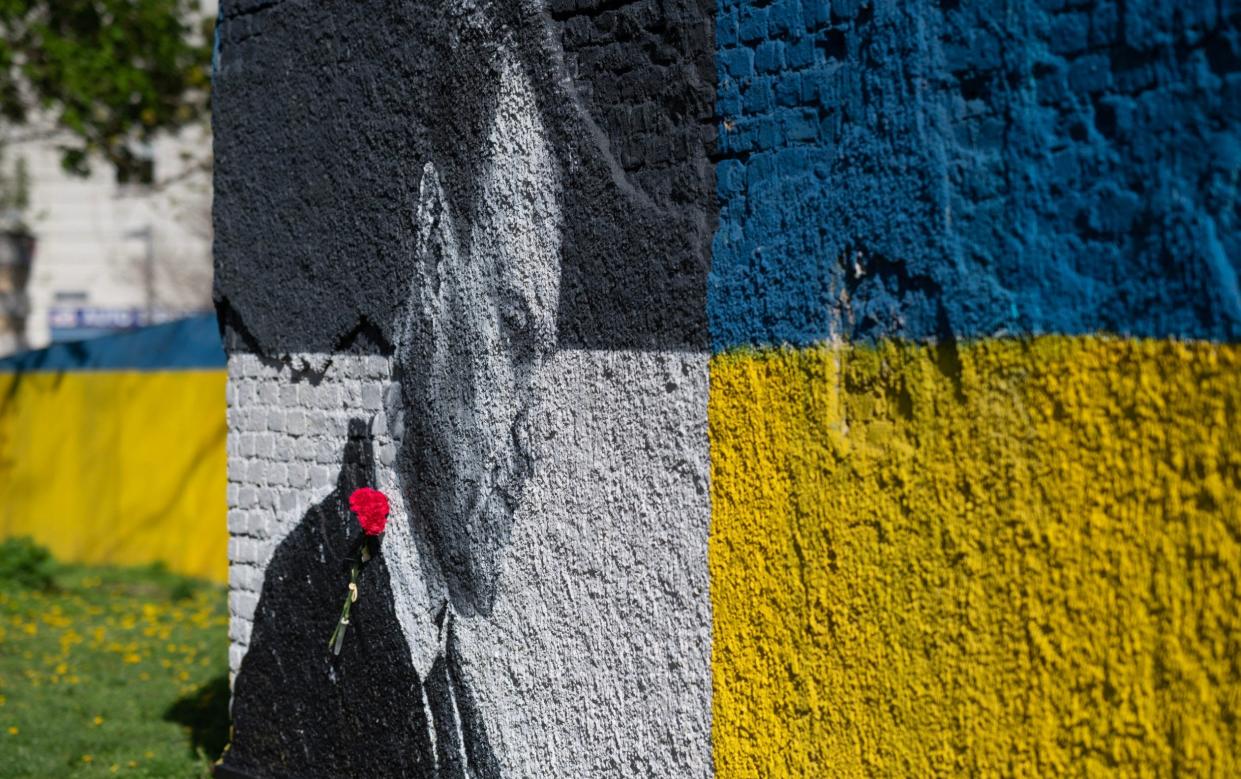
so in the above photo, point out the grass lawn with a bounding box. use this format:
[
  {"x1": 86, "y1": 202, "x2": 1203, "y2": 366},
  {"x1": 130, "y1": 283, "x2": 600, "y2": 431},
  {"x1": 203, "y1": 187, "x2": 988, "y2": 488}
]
[{"x1": 0, "y1": 543, "x2": 229, "y2": 778}]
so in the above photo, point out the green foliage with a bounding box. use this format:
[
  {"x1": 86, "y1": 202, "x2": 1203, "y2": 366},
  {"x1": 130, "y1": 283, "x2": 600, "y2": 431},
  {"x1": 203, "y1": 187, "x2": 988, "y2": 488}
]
[
  {"x1": 0, "y1": 0, "x2": 213, "y2": 179},
  {"x1": 0, "y1": 560, "x2": 229, "y2": 777},
  {"x1": 0, "y1": 536, "x2": 57, "y2": 590}
]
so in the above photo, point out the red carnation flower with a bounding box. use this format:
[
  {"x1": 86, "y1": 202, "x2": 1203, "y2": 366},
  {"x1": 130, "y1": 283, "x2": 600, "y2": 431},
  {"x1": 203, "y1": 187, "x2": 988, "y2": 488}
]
[{"x1": 349, "y1": 487, "x2": 390, "y2": 535}]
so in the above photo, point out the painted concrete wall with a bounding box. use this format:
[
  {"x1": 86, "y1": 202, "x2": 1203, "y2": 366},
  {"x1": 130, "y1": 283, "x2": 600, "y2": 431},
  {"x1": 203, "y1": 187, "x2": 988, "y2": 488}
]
[
  {"x1": 214, "y1": 1, "x2": 715, "y2": 776},
  {"x1": 708, "y1": 1, "x2": 1241, "y2": 776},
  {"x1": 215, "y1": 0, "x2": 1239, "y2": 776},
  {"x1": 0, "y1": 316, "x2": 227, "y2": 581}
]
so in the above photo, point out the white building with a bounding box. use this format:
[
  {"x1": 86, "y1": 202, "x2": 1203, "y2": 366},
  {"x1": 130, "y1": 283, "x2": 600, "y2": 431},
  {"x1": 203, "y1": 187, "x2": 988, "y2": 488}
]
[
  {"x1": 0, "y1": 1, "x2": 217, "y2": 355},
  {"x1": 9, "y1": 126, "x2": 213, "y2": 350}
]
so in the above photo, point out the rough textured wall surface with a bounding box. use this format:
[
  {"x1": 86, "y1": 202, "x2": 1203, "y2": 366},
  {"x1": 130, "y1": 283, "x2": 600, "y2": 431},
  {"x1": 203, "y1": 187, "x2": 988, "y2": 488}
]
[
  {"x1": 214, "y1": 0, "x2": 716, "y2": 352},
  {"x1": 217, "y1": 0, "x2": 1241, "y2": 774},
  {"x1": 710, "y1": 340, "x2": 1241, "y2": 776},
  {"x1": 224, "y1": 353, "x2": 711, "y2": 776},
  {"x1": 711, "y1": 0, "x2": 1241, "y2": 347},
  {"x1": 707, "y1": 0, "x2": 1241, "y2": 775},
  {"x1": 215, "y1": 1, "x2": 715, "y2": 776}
]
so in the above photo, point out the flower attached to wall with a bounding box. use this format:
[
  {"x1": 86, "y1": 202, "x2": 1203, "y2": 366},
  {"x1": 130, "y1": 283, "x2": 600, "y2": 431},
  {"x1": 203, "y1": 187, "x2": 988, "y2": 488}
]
[
  {"x1": 328, "y1": 487, "x2": 390, "y2": 655},
  {"x1": 349, "y1": 487, "x2": 390, "y2": 536}
]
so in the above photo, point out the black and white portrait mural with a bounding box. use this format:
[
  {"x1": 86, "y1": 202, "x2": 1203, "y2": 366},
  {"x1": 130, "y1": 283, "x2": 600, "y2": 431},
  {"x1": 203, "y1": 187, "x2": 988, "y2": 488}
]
[{"x1": 214, "y1": 1, "x2": 714, "y2": 776}]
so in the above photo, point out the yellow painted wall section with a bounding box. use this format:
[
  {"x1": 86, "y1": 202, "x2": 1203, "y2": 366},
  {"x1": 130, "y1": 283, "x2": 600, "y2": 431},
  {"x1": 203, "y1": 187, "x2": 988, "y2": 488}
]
[
  {"x1": 0, "y1": 370, "x2": 227, "y2": 582},
  {"x1": 709, "y1": 338, "x2": 1241, "y2": 777}
]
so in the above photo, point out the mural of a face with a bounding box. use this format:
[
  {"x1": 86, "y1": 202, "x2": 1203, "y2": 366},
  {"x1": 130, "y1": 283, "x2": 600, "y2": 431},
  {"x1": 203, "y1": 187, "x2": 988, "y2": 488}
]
[{"x1": 389, "y1": 51, "x2": 562, "y2": 619}]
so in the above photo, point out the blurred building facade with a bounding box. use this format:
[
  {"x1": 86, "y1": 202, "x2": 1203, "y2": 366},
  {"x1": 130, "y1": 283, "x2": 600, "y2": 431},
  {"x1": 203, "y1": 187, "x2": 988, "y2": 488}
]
[
  {"x1": 0, "y1": 0, "x2": 217, "y2": 356},
  {"x1": 0, "y1": 213, "x2": 34, "y2": 354},
  {"x1": 2, "y1": 124, "x2": 213, "y2": 353}
]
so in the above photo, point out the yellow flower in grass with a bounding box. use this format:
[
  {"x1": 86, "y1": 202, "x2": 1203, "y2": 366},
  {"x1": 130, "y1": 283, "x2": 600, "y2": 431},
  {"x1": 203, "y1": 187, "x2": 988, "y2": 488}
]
[
  {"x1": 123, "y1": 653, "x2": 142, "y2": 664},
  {"x1": 92, "y1": 715, "x2": 104, "y2": 727},
  {"x1": 81, "y1": 754, "x2": 93, "y2": 764},
  {"x1": 7, "y1": 726, "x2": 17, "y2": 736}
]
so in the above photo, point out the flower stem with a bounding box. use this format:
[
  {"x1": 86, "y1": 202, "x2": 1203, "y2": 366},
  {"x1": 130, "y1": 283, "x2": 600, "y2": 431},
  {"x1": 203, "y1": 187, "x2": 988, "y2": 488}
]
[{"x1": 328, "y1": 561, "x2": 360, "y2": 655}]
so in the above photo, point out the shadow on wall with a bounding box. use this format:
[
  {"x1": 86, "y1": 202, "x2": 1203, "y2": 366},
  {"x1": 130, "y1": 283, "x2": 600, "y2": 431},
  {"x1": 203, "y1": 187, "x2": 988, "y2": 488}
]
[{"x1": 219, "y1": 419, "x2": 498, "y2": 779}]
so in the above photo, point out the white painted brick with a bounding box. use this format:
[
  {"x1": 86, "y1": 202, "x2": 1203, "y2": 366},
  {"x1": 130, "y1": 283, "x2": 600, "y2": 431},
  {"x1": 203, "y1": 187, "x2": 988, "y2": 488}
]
[
  {"x1": 254, "y1": 432, "x2": 273, "y2": 459},
  {"x1": 234, "y1": 539, "x2": 259, "y2": 565},
  {"x1": 227, "y1": 482, "x2": 239, "y2": 507},
  {"x1": 259, "y1": 381, "x2": 279, "y2": 404},
  {"x1": 270, "y1": 433, "x2": 293, "y2": 455},
  {"x1": 315, "y1": 437, "x2": 338, "y2": 464},
  {"x1": 304, "y1": 410, "x2": 326, "y2": 437},
  {"x1": 258, "y1": 487, "x2": 277, "y2": 511},
  {"x1": 229, "y1": 613, "x2": 254, "y2": 645},
  {"x1": 279, "y1": 383, "x2": 298, "y2": 405},
  {"x1": 362, "y1": 382, "x2": 383, "y2": 410},
  {"x1": 246, "y1": 459, "x2": 266, "y2": 485},
  {"x1": 269, "y1": 462, "x2": 288, "y2": 486},
  {"x1": 326, "y1": 414, "x2": 350, "y2": 438},
  {"x1": 288, "y1": 463, "x2": 308, "y2": 489},
  {"x1": 343, "y1": 380, "x2": 362, "y2": 407},
  {"x1": 228, "y1": 508, "x2": 247, "y2": 534},
  {"x1": 238, "y1": 591, "x2": 258, "y2": 616},
  {"x1": 365, "y1": 355, "x2": 389, "y2": 378},
  {"x1": 235, "y1": 564, "x2": 262, "y2": 592},
  {"x1": 279, "y1": 490, "x2": 300, "y2": 513},
  {"x1": 317, "y1": 382, "x2": 341, "y2": 409},
  {"x1": 253, "y1": 511, "x2": 273, "y2": 535},
  {"x1": 255, "y1": 408, "x2": 274, "y2": 432},
  {"x1": 285, "y1": 410, "x2": 306, "y2": 436},
  {"x1": 238, "y1": 486, "x2": 258, "y2": 510},
  {"x1": 309, "y1": 465, "x2": 331, "y2": 490}
]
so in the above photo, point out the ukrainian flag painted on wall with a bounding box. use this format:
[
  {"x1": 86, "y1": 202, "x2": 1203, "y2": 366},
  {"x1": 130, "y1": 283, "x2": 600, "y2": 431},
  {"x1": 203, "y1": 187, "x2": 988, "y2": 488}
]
[
  {"x1": 0, "y1": 315, "x2": 227, "y2": 583},
  {"x1": 709, "y1": 1, "x2": 1240, "y2": 775}
]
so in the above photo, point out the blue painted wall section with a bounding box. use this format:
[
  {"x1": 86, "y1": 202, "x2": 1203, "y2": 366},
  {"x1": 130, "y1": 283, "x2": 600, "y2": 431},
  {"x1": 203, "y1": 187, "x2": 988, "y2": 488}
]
[
  {"x1": 0, "y1": 314, "x2": 225, "y2": 373},
  {"x1": 710, "y1": 0, "x2": 1241, "y2": 349}
]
